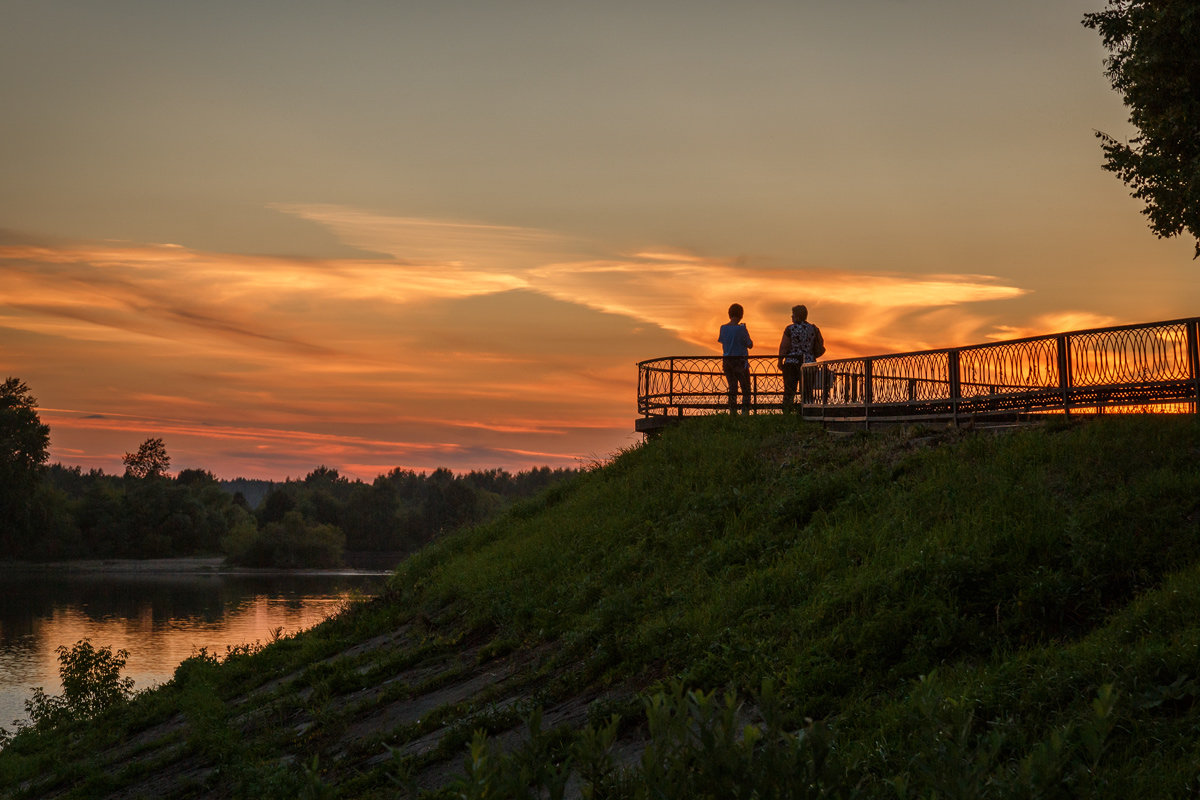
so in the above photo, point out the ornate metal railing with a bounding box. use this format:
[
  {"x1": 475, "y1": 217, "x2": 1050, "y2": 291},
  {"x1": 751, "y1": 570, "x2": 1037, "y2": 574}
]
[{"x1": 636, "y1": 316, "x2": 1200, "y2": 432}]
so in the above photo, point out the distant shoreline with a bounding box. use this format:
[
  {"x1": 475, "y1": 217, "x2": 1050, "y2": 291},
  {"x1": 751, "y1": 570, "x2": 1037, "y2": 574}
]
[{"x1": 3, "y1": 556, "x2": 394, "y2": 577}]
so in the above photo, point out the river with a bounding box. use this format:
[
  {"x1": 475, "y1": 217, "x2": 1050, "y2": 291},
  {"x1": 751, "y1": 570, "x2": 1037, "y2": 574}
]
[{"x1": 0, "y1": 559, "x2": 390, "y2": 733}]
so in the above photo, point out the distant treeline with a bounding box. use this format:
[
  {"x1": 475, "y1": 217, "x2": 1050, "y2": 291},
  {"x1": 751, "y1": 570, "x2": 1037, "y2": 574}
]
[
  {"x1": 232, "y1": 464, "x2": 576, "y2": 564},
  {"x1": 22, "y1": 463, "x2": 576, "y2": 568},
  {"x1": 1, "y1": 376, "x2": 577, "y2": 568}
]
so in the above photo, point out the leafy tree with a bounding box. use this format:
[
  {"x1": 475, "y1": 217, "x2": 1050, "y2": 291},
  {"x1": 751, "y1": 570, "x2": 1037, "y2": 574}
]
[
  {"x1": 1083, "y1": 1, "x2": 1200, "y2": 257},
  {"x1": 304, "y1": 465, "x2": 344, "y2": 486},
  {"x1": 218, "y1": 511, "x2": 261, "y2": 564},
  {"x1": 123, "y1": 437, "x2": 171, "y2": 479},
  {"x1": 257, "y1": 486, "x2": 298, "y2": 526},
  {"x1": 121, "y1": 479, "x2": 175, "y2": 556},
  {"x1": 75, "y1": 478, "x2": 128, "y2": 557},
  {"x1": 0, "y1": 377, "x2": 49, "y2": 478},
  {"x1": 176, "y1": 468, "x2": 217, "y2": 487},
  {"x1": 0, "y1": 378, "x2": 51, "y2": 552}
]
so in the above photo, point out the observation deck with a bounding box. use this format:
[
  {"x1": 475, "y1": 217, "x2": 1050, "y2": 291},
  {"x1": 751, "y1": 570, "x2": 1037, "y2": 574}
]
[{"x1": 636, "y1": 316, "x2": 1200, "y2": 434}]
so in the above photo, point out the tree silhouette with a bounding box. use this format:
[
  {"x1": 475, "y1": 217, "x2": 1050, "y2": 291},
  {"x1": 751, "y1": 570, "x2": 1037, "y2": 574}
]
[
  {"x1": 123, "y1": 437, "x2": 171, "y2": 480},
  {"x1": 0, "y1": 377, "x2": 49, "y2": 478},
  {"x1": 1083, "y1": 1, "x2": 1200, "y2": 257},
  {"x1": 0, "y1": 378, "x2": 51, "y2": 551},
  {"x1": 176, "y1": 468, "x2": 217, "y2": 487}
]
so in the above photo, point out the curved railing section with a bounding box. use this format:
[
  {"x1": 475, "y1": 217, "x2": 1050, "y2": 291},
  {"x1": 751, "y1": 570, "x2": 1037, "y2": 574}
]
[{"x1": 636, "y1": 316, "x2": 1200, "y2": 432}]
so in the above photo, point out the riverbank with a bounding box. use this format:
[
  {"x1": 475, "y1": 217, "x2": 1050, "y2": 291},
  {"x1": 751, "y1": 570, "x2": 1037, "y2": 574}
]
[
  {"x1": 6, "y1": 556, "x2": 226, "y2": 573},
  {"x1": 5, "y1": 415, "x2": 1200, "y2": 797},
  {"x1": 3, "y1": 556, "x2": 395, "y2": 577},
  {"x1": 0, "y1": 563, "x2": 388, "y2": 748}
]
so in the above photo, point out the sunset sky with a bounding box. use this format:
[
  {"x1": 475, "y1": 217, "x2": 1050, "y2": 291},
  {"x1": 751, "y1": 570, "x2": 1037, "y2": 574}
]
[{"x1": 3, "y1": 0, "x2": 1197, "y2": 480}]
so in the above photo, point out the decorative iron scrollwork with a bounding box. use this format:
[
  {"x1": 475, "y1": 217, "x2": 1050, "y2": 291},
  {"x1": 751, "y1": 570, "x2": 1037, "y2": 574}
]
[{"x1": 636, "y1": 317, "x2": 1200, "y2": 426}]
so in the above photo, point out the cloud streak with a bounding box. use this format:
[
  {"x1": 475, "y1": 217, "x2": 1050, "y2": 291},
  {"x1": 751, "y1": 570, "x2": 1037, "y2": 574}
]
[
  {"x1": 272, "y1": 204, "x2": 1030, "y2": 353},
  {"x1": 0, "y1": 209, "x2": 1040, "y2": 479}
]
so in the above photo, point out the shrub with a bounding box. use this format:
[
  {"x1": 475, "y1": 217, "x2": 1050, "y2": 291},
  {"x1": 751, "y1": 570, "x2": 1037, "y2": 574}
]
[{"x1": 4, "y1": 639, "x2": 135, "y2": 742}]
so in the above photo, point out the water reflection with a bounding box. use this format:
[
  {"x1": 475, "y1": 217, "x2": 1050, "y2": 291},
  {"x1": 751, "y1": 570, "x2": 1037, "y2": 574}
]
[{"x1": 0, "y1": 568, "x2": 386, "y2": 732}]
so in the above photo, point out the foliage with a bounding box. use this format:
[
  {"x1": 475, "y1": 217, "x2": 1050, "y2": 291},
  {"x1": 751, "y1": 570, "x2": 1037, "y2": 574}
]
[
  {"x1": 387, "y1": 414, "x2": 1200, "y2": 794},
  {"x1": 37, "y1": 464, "x2": 248, "y2": 560},
  {"x1": 1083, "y1": 0, "x2": 1200, "y2": 257},
  {"x1": 176, "y1": 467, "x2": 218, "y2": 486},
  {"x1": 1, "y1": 639, "x2": 134, "y2": 745},
  {"x1": 0, "y1": 378, "x2": 49, "y2": 478},
  {"x1": 45, "y1": 640, "x2": 135, "y2": 720},
  {"x1": 225, "y1": 509, "x2": 346, "y2": 568},
  {"x1": 252, "y1": 464, "x2": 576, "y2": 555},
  {"x1": 450, "y1": 678, "x2": 1122, "y2": 799},
  {"x1": 123, "y1": 436, "x2": 171, "y2": 479},
  {"x1": 0, "y1": 377, "x2": 51, "y2": 554}
]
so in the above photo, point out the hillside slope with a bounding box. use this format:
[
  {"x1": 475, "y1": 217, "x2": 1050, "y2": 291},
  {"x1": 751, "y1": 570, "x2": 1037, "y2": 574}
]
[{"x1": 3, "y1": 415, "x2": 1200, "y2": 798}]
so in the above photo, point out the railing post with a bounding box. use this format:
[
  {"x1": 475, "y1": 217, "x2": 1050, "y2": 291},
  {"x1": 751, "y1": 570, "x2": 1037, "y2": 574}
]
[
  {"x1": 798, "y1": 364, "x2": 805, "y2": 416},
  {"x1": 1188, "y1": 319, "x2": 1200, "y2": 414},
  {"x1": 800, "y1": 363, "x2": 813, "y2": 416},
  {"x1": 668, "y1": 358, "x2": 675, "y2": 410},
  {"x1": 1056, "y1": 334, "x2": 1071, "y2": 416},
  {"x1": 948, "y1": 349, "x2": 960, "y2": 426},
  {"x1": 638, "y1": 364, "x2": 645, "y2": 415},
  {"x1": 864, "y1": 359, "x2": 873, "y2": 430}
]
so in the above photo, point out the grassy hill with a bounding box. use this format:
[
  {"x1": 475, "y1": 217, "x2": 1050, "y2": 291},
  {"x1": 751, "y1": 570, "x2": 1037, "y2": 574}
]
[{"x1": 3, "y1": 414, "x2": 1200, "y2": 798}]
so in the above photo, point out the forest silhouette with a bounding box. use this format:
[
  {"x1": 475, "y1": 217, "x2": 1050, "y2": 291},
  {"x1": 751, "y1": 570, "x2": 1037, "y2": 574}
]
[{"x1": 0, "y1": 377, "x2": 575, "y2": 567}]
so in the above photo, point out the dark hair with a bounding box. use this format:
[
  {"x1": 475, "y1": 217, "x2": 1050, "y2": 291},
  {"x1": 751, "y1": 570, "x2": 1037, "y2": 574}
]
[
  {"x1": 792, "y1": 304, "x2": 808, "y2": 321},
  {"x1": 728, "y1": 303, "x2": 744, "y2": 320}
]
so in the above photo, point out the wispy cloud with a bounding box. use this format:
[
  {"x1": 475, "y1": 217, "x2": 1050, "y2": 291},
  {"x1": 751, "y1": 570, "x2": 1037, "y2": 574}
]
[
  {"x1": 269, "y1": 204, "x2": 1029, "y2": 353},
  {"x1": 0, "y1": 209, "x2": 1043, "y2": 478},
  {"x1": 269, "y1": 204, "x2": 579, "y2": 267},
  {"x1": 987, "y1": 311, "x2": 1120, "y2": 341},
  {"x1": 526, "y1": 257, "x2": 1026, "y2": 353}
]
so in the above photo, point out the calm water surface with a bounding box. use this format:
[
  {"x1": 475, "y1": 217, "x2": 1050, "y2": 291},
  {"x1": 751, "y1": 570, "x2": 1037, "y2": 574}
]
[{"x1": 0, "y1": 562, "x2": 388, "y2": 731}]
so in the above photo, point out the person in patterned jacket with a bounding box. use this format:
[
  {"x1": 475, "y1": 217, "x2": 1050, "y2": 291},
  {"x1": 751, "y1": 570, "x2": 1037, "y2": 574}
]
[{"x1": 777, "y1": 304, "x2": 824, "y2": 412}]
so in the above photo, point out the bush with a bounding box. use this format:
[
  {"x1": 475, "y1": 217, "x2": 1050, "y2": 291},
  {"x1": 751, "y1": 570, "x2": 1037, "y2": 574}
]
[{"x1": 1, "y1": 639, "x2": 135, "y2": 745}]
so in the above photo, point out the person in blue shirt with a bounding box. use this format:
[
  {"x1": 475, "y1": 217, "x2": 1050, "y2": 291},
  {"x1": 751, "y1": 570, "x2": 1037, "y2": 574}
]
[{"x1": 718, "y1": 303, "x2": 754, "y2": 415}]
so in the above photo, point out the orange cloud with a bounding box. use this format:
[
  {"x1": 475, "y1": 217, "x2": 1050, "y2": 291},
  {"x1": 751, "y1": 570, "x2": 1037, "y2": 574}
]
[
  {"x1": 0, "y1": 212, "x2": 1055, "y2": 479},
  {"x1": 986, "y1": 311, "x2": 1121, "y2": 342},
  {"x1": 268, "y1": 205, "x2": 1030, "y2": 354},
  {"x1": 526, "y1": 257, "x2": 1027, "y2": 352}
]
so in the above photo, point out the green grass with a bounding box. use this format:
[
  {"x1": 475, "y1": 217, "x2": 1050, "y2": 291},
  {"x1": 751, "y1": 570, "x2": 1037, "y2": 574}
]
[
  {"x1": 402, "y1": 416, "x2": 1200, "y2": 688},
  {"x1": 4, "y1": 414, "x2": 1200, "y2": 798}
]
